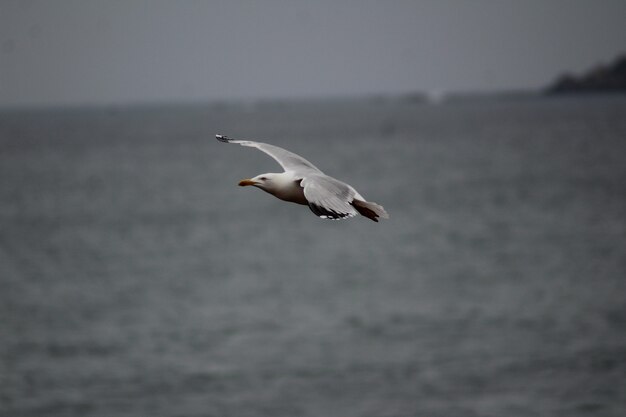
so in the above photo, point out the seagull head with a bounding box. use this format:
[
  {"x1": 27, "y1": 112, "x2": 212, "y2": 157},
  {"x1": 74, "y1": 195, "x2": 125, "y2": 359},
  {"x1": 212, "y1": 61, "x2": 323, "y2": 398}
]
[
  {"x1": 238, "y1": 173, "x2": 280, "y2": 191},
  {"x1": 238, "y1": 172, "x2": 305, "y2": 203}
]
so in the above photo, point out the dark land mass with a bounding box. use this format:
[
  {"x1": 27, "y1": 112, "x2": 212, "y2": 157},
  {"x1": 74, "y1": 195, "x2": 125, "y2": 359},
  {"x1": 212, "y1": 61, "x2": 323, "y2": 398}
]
[{"x1": 546, "y1": 53, "x2": 626, "y2": 94}]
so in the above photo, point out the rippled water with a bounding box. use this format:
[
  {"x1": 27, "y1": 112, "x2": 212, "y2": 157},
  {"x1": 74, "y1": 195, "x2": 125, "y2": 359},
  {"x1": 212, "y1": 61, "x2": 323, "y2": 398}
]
[{"x1": 1, "y1": 96, "x2": 625, "y2": 416}]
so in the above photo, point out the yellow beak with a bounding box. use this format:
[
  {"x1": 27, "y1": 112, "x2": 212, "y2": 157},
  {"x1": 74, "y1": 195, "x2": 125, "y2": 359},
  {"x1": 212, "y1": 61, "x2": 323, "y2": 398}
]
[{"x1": 238, "y1": 179, "x2": 256, "y2": 187}]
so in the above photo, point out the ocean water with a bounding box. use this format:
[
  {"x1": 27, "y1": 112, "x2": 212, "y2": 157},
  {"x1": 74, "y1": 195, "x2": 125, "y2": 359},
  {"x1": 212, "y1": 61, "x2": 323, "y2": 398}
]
[{"x1": 1, "y1": 95, "x2": 625, "y2": 417}]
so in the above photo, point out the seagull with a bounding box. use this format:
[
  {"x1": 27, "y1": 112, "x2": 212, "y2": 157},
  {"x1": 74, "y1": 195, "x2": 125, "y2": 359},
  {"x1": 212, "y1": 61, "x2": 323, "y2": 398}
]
[{"x1": 216, "y1": 134, "x2": 389, "y2": 222}]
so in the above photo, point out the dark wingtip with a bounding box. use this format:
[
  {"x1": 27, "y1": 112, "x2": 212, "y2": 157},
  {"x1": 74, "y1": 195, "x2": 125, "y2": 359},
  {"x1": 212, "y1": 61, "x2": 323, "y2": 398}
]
[
  {"x1": 215, "y1": 134, "x2": 230, "y2": 143},
  {"x1": 351, "y1": 200, "x2": 380, "y2": 222}
]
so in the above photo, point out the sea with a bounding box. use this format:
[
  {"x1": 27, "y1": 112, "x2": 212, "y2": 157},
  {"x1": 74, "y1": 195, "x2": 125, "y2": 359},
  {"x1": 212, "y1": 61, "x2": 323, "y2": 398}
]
[{"x1": 1, "y1": 94, "x2": 625, "y2": 417}]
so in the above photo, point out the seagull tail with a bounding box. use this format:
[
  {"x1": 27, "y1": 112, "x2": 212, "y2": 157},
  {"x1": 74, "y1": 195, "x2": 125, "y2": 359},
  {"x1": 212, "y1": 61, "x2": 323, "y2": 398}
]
[{"x1": 352, "y1": 199, "x2": 389, "y2": 222}]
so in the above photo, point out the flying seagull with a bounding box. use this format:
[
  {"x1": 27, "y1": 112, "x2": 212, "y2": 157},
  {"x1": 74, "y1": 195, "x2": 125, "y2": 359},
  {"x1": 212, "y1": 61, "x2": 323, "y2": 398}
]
[{"x1": 216, "y1": 134, "x2": 389, "y2": 222}]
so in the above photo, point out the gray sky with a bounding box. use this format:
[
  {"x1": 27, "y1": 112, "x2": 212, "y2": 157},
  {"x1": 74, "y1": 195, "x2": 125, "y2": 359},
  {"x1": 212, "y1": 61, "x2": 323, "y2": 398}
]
[{"x1": 1, "y1": 0, "x2": 625, "y2": 106}]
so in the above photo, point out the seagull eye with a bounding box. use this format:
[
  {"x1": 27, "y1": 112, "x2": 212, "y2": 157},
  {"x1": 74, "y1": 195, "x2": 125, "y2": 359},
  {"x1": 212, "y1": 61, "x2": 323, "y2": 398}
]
[{"x1": 260, "y1": 177, "x2": 267, "y2": 181}]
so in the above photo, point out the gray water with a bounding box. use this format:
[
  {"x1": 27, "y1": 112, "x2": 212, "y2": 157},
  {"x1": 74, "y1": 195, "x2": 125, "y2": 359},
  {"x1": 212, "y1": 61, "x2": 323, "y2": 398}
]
[{"x1": 1, "y1": 95, "x2": 625, "y2": 417}]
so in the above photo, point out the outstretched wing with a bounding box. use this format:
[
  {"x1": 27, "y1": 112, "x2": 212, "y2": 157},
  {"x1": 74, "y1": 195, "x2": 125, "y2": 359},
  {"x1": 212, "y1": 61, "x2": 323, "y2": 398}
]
[
  {"x1": 300, "y1": 174, "x2": 359, "y2": 220},
  {"x1": 216, "y1": 134, "x2": 322, "y2": 173}
]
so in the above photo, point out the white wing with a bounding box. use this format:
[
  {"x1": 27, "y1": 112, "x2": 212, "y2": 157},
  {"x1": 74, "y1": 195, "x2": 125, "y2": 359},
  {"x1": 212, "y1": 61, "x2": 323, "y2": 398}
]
[
  {"x1": 216, "y1": 134, "x2": 322, "y2": 173},
  {"x1": 300, "y1": 174, "x2": 359, "y2": 220}
]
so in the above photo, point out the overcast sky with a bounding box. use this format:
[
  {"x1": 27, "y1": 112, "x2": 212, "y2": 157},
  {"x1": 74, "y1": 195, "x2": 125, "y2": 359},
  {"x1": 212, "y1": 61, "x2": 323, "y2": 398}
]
[{"x1": 1, "y1": 0, "x2": 625, "y2": 106}]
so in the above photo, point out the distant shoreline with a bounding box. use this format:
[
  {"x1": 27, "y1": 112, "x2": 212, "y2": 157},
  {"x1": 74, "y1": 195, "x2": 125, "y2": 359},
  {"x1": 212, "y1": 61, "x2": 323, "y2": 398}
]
[
  {"x1": 2, "y1": 89, "x2": 626, "y2": 113},
  {"x1": 545, "y1": 54, "x2": 626, "y2": 94}
]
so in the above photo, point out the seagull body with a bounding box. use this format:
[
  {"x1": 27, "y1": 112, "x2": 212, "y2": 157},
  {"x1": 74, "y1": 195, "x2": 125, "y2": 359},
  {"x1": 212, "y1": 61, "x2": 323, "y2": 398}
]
[{"x1": 216, "y1": 134, "x2": 389, "y2": 222}]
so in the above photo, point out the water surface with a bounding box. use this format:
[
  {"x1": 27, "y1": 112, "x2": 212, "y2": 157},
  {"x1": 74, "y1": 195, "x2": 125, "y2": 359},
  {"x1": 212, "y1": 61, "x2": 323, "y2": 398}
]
[{"x1": 1, "y1": 96, "x2": 625, "y2": 416}]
